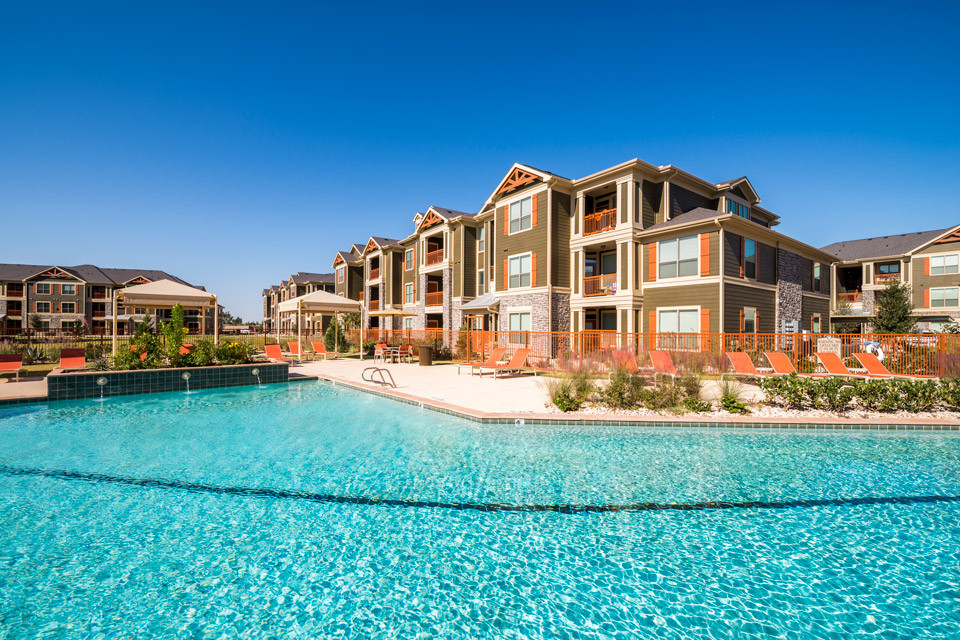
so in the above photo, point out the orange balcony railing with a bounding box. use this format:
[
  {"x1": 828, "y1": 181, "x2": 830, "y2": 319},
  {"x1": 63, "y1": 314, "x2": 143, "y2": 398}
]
[
  {"x1": 583, "y1": 209, "x2": 617, "y2": 236},
  {"x1": 369, "y1": 299, "x2": 380, "y2": 311},
  {"x1": 426, "y1": 291, "x2": 443, "y2": 306},
  {"x1": 583, "y1": 273, "x2": 618, "y2": 297},
  {"x1": 5, "y1": 288, "x2": 24, "y2": 298},
  {"x1": 837, "y1": 292, "x2": 862, "y2": 304},
  {"x1": 426, "y1": 249, "x2": 444, "y2": 266},
  {"x1": 369, "y1": 268, "x2": 380, "y2": 280},
  {"x1": 874, "y1": 273, "x2": 900, "y2": 285}
]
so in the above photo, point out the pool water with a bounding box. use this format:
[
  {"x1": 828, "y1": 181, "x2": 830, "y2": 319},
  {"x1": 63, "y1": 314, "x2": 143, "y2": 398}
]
[{"x1": 1, "y1": 382, "x2": 959, "y2": 638}]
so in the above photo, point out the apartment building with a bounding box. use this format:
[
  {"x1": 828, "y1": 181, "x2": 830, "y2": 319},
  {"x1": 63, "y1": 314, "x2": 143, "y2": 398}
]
[
  {"x1": 261, "y1": 272, "x2": 336, "y2": 332},
  {"x1": 0, "y1": 263, "x2": 213, "y2": 334},
  {"x1": 822, "y1": 226, "x2": 960, "y2": 331}
]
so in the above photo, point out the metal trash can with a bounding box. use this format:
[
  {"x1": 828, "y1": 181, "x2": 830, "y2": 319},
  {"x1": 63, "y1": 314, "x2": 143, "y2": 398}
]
[{"x1": 418, "y1": 345, "x2": 433, "y2": 366}]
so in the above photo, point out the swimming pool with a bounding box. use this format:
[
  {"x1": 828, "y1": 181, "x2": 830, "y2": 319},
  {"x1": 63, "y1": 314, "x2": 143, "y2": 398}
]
[{"x1": 1, "y1": 383, "x2": 958, "y2": 638}]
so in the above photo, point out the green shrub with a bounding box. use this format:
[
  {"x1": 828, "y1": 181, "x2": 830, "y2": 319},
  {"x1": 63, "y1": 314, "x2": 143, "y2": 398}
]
[
  {"x1": 719, "y1": 377, "x2": 750, "y2": 414},
  {"x1": 215, "y1": 341, "x2": 255, "y2": 365},
  {"x1": 547, "y1": 368, "x2": 596, "y2": 412},
  {"x1": 941, "y1": 378, "x2": 960, "y2": 409},
  {"x1": 112, "y1": 348, "x2": 144, "y2": 370},
  {"x1": 323, "y1": 320, "x2": 347, "y2": 352},
  {"x1": 160, "y1": 304, "x2": 189, "y2": 367},
  {"x1": 720, "y1": 394, "x2": 749, "y2": 414},
  {"x1": 601, "y1": 369, "x2": 647, "y2": 409},
  {"x1": 189, "y1": 340, "x2": 216, "y2": 367},
  {"x1": 683, "y1": 396, "x2": 712, "y2": 412}
]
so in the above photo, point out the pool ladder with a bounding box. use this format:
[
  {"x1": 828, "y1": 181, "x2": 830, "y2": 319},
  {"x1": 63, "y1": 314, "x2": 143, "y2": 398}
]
[{"x1": 362, "y1": 367, "x2": 396, "y2": 388}]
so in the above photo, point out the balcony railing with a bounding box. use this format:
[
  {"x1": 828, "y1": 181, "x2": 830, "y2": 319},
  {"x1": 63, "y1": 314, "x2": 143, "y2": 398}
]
[
  {"x1": 5, "y1": 288, "x2": 24, "y2": 298},
  {"x1": 837, "y1": 292, "x2": 862, "y2": 304},
  {"x1": 583, "y1": 209, "x2": 617, "y2": 236},
  {"x1": 369, "y1": 267, "x2": 380, "y2": 280},
  {"x1": 426, "y1": 291, "x2": 443, "y2": 306},
  {"x1": 91, "y1": 292, "x2": 107, "y2": 299},
  {"x1": 874, "y1": 273, "x2": 900, "y2": 285},
  {"x1": 369, "y1": 300, "x2": 380, "y2": 311},
  {"x1": 583, "y1": 273, "x2": 618, "y2": 297},
  {"x1": 425, "y1": 249, "x2": 444, "y2": 266}
]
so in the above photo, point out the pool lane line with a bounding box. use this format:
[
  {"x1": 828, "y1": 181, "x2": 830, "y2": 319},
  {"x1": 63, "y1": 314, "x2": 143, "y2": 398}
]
[{"x1": 2, "y1": 465, "x2": 959, "y2": 514}]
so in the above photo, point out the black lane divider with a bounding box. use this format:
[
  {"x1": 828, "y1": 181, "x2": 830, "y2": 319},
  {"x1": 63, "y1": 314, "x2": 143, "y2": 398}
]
[{"x1": 2, "y1": 465, "x2": 959, "y2": 514}]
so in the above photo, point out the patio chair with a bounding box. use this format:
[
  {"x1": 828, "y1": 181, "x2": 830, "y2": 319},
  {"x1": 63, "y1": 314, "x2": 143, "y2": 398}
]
[
  {"x1": 457, "y1": 347, "x2": 507, "y2": 375},
  {"x1": 58, "y1": 348, "x2": 87, "y2": 371},
  {"x1": 264, "y1": 344, "x2": 289, "y2": 362},
  {"x1": 648, "y1": 350, "x2": 677, "y2": 377},
  {"x1": 287, "y1": 341, "x2": 308, "y2": 358},
  {"x1": 310, "y1": 341, "x2": 328, "y2": 360},
  {"x1": 724, "y1": 352, "x2": 777, "y2": 378},
  {"x1": 610, "y1": 351, "x2": 639, "y2": 374},
  {"x1": 475, "y1": 348, "x2": 535, "y2": 379},
  {"x1": 179, "y1": 343, "x2": 194, "y2": 356},
  {"x1": 815, "y1": 352, "x2": 872, "y2": 378},
  {"x1": 374, "y1": 343, "x2": 388, "y2": 364},
  {"x1": 763, "y1": 352, "x2": 826, "y2": 377},
  {"x1": 853, "y1": 352, "x2": 917, "y2": 379},
  {"x1": 396, "y1": 344, "x2": 413, "y2": 363},
  {"x1": 0, "y1": 354, "x2": 23, "y2": 381}
]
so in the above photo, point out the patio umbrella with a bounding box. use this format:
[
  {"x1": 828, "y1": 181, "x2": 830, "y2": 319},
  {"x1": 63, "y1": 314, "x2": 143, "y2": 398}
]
[{"x1": 278, "y1": 291, "x2": 360, "y2": 360}]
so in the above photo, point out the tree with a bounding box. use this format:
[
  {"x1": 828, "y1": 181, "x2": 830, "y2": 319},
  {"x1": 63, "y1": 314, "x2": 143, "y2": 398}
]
[
  {"x1": 160, "y1": 304, "x2": 188, "y2": 366},
  {"x1": 831, "y1": 300, "x2": 862, "y2": 334},
  {"x1": 341, "y1": 312, "x2": 361, "y2": 329},
  {"x1": 29, "y1": 315, "x2": 44, "y2": 331},
  {"x1": 873, "y1": 281, "x2": 917, "y2": 334}
]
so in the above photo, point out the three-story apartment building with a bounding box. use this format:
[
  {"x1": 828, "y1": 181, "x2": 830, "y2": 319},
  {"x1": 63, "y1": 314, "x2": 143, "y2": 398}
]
[{"x1": 261, "y1": 272, "x2": 336, "y2": 333}]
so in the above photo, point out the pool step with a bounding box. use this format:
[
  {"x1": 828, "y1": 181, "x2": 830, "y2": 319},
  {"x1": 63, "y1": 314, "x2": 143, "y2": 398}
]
[{"x1": 361, "y1": 367, "x2": 396, "y2": 388}]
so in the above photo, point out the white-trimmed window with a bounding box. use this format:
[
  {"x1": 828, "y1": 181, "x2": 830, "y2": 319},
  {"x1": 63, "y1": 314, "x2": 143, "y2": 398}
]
[
  {"x1": 813, "y1": 262, "x2": 821, "y2": 292},
  {"x1": 743, "y1": 307, "x2": 757, "y2": 333},
  {"x1": 477, "y1": 226, "x2": 485, "y2": 252},
  {"x1": 35, "y1": 283, "x2": 51, "y2": 294},
  {"x1": 61, "y1": 302, "x2": 76, "y2": 314},
  {"x1": 337, "y1": 266, "x2": 345, "y2": 283},
  {"x1": 508, "y1": 312, "x2": 531, "y2": 343},
  {"x1": 931, "y1": 287, "x2": 959, "y2": 308},
  {"x1": 658, "y1": 236, "x2": 698, "y2": 279},
  {"x1": 36, "y1": 301, "x2": 50, "y2": 313},
  {"x1": 404, "y1": 283, "x2": 414, "y2": 304},
  {"x1": 477, "y1": 269, "x2": 485, "y2": 296},
  {"x1": 658, "y1": 308, "x2": 699, "y2": 333},
  {"x1": 61, "y1": 284, "x2": 76, "y2": 295},
  {"x1": 508, "y1": 254, "x2": 532, "y2": 288},
  {"x1": 404, "y1": 317, "x2": 413, "y2": 330},
  {"x1": 509, "y1": 197, "x2": 532, "y2": 234},
  {"x1": 405, "y1": 249, "x2": 414, "y2": 271},
  {"x1": 931, "y1": 255, "x2": 959, "y2": 275},
  {"x1": 812, "y1": 314, "x2": 823, "y2": 333}
]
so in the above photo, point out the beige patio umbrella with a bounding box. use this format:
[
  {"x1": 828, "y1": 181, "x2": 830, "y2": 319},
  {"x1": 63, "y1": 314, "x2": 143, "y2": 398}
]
[
  {"x1": 113, "y1": 279, "x2": 218, "y2": 356},
  {"x1": 277, "y1": 290, "x2": 361, "y2": 361},
  {"x1": 367, "y1": 308, "x2": 417, "y2": 361}
]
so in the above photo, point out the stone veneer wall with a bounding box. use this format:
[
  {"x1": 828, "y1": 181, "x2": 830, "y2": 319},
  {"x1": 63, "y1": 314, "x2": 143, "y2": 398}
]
[
  {"x1": 862, "y1": 290, "x2": 875, "y2": 315},
  {"x1": 776, "y1": 249, "x2": 803, "y2": 331},
  {"x1": 497, "y1": 292, "x2": 552, "y2": 332},
  {"x1": 551, "y1": 293, "x2": 571, "y2": 332},
  {"x1": 47, "y1": 362, "x2": 289, "y2": 401}
]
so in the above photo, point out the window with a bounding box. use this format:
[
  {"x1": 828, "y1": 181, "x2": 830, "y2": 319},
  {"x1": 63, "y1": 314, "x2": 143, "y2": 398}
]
[
  {"x1": 508, "y1": 312, "x2": 531, "y2": 337},
  {"x1": 931, "y1": 255, "x2": 959, "y2": 275},
  {"x1": 931, "y1": 288, "x2": 959, "y2": 308},
  {"x1": 61, "y1": 302, "x2": 76, "y2": 314},
  {"x1": 658, "y1": 308, "x2": 699, "y2": 333},
  {"x1": 61, "y1": 284, "x2": 76, "y2": 295},
  {"x1": 743, "y1": 308, "x2": 757, "y2": 333},
  {"x1": 36, "y1": 301, "x2": 50, "y2": 313},
  {"x1": 658, "y1": 236, "x2": 699, "y2": 279},
  {"x1": 726, "y1": 200, "x2": 750, "y2": 220},
  {"x1": 813, "y1": 262, "x2": 821, "y2": 293},
  {"x1": 135, "y1": 308, "x2": 147, "y2": 315},
  {"x1": 337, "y1": 267, "x2": 345, "y2": 283},
  {"x1": 35, "y1": 283, "x2": 51, "y2": 294},
  {"x1": 743, "y1": 239, "x2": 757, "y2": 279},
  {"x1": 404, "y1": 318, "x2": 413, "y2": 330},
  {"x1": 477, "y1": 269, "x2": 485, "y2": 296},
  {"x1": 405, "y1": 249, "x2": 414, "y2": 271},
  {"x1": 477, "y1": 226, "x2": 485, "y2": 252},
  {"x1": 404, "y1": 283, "x2": 414, "y2": 304},
  {"x1": 877, "y1": 263, "x2": 900, "y2": 274},
  {"x1": 812, "y1": 314, "x2": 822, "y2": 333},
  {"x1": 509, "y1": 197, "x2": 532, "y2": 234},
  {"x1": 508, "y1": 254, "x2": 532, "y2": 288}
]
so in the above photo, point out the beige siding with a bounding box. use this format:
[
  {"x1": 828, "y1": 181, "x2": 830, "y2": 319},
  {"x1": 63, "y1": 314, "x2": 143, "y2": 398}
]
[
  {"x1": 802, "y1": 294, "x2": 830, "y2": 331},
  {"x1": 551, "y1": 191, "x2": 571, "y2": 287},
  {"x1": 912, "y1": 240, "x2": 960, "y2": 307},
  {"x1": 724, "y1": 283, "x2": 776, "y2": 332},
  {"x1": 643, "y1": 283, "x2": 720, "y2": 332},
  {"x1": 497, "y1": 190, "x2": 548, "y2": 289}
]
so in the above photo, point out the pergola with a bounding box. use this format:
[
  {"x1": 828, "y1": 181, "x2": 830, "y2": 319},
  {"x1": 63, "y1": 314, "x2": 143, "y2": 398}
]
[
  {"x1": 112, "y1": 279, "x2": 219, "y2": 356},
  {"x1": 276, "y1": 290, "x2": 361, "y2": 360}
]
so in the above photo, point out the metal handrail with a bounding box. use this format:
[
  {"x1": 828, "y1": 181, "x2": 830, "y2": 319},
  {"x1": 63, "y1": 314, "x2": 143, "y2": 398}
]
[{"x1": 362, "y1": 367, "x2": 396, "y2": 388}]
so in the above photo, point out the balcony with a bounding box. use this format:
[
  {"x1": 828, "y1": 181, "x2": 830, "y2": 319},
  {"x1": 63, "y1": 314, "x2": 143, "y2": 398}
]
[
  {"x1": 425, "y1": 249, "x2": 444, "y2": 266},
  {"x1": 369, "y1": 268, "x2": 380, "y2": 281},
  {"x1": 425, "y1": 291, "x2": 443, "y2": 306},
  {"x1": 837, "y1": 292, "x2": 862, "y2": 304},
  {"x1": 583, "y1": 209, "x2": 617, "y2": 236},
  {"x1": 5, "y1": 288, "x2": 24, "y2": 298},
  {"x1": 369, "y1": 300, "x2": 380, "y2": 311},
  {"x1": 583, "y1": 274, "x2": 617, "y2": 297},
  {"x1": 874, "y1": 273, "x2": 900, "y2": 286}
]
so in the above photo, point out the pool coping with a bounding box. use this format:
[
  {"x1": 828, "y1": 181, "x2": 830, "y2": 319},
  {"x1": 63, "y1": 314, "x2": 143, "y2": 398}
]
[{"x1": 313, "y1": 374, "x2": 960, "y2": 431}]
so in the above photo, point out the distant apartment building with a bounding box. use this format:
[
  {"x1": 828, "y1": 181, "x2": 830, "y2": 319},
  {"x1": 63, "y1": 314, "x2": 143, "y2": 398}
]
[
  {"x1": 261, "y1": 271, "x2": 336, "y2": 333},
  {"x1": 0, "y1": 264, "x2": 214, "y2": 334}
]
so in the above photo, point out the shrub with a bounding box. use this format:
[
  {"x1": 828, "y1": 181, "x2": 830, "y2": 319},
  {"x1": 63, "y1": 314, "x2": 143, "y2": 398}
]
[
  {"x1": 547, "y1": 367, "x2": 596, "y2": 412},
  {"x1": 683, "y1": 396, "x2": 712, "y2": 412},
  {"x1": 84, "y1": 342, "x2": 107, "y2": 360},
  {"x1": 941, "y1": 378, "x2": 960, "y2": 408},
  {"x1": 215, "y1": 341, "x2": 255, "y2": 365},
  {"x1": 112, "y1": 348, "x2": 144, "y2": 370},
  {"x1": 160, "y1": 304, "x2": 189, "y2": 367},
  {"x1": 21, "y1": 346, "x2": 49, "y2": 365},
  {"x1": 323, "y1": 320, "x2": 347, "y2": 352},
  {"x1": 719, "y1": 377, "x2": 750, "y2": 414},
  {"x1": 189, "y1": 340, "x2": 216, "y2": 367},
  {"x1": 89, "y1": 356, "x2": 111, "y2": 371},
  {"x1": 600, "y1": 368, "x2": 647, "y2": 409},
  {"x1": 720, "y1": 394, "x2": 749, "y2": 414}
]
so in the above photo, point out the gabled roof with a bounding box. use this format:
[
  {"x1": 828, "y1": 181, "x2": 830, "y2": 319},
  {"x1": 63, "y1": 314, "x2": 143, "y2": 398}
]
[
  {"x1": 291, "y1": 271, "x2": 335, "y2": 284},
  {"x1": 0, "y1": 263, "x2": 190, "y2": 286},
  {"x1": 715, "y1": 176, "x2": 760, "y2": 202},
  {"x1": 333, "y1": 250, "x2": 361, "y2": 267},
  {"x1": 485, "y1": 163, "x2": 555, "y2": 204},
  {"x1": 644, "y1": 207, "x2": 726, "y2": 232},
  {"x1": 364, "y1": 236, "x2": 403, "y2": 254},
  {"x1": 820, "y1": 227, "x2": 955, "y2": 262}
]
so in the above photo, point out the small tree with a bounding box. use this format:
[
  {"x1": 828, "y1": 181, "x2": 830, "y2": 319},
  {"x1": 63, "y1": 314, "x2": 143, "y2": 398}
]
[
  {"x1": 29, "y1": 315, "x2": 44, "y2": 331},
  {"x1": 831, "y1": 301, "x2": 862, "y2": 334},
  {"x1": 324, "y1": 318, "x2": 346, "y2": 352},
  {"x1": 160, "y1": 304, "x2": 188, "y2": 366},
  {"x1": 873, "y1": 281, "x2": 917, "y2": 334}
]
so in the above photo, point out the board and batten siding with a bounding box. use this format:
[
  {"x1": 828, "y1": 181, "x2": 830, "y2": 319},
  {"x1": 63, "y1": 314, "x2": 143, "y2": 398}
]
[
  {"x1": 497, "y1": 190, "x2": 548, "y2": 289},
  {"x1": 551, "y1": 191, "x2": 571, "y2": 287},
  {"x1": 462, "y1": 226, "x2": 477, "y2": 298},
  {"x1": 723, "y1": 283, "x2": 776, "y2": 333},
  {"x1": 642, "y1": 230, "x2": 718, "y2": 281},
  {"x1": 802, "y1": 294, "x2": 830, "y2": 331},
  {"x1": 669, "y1": 183, "x2": 718, "y2": 218},
  {"x1": 643, "y1": 283, "x2": 720, "y2": 332},
  {"x1": 911, "y1": 239, "x2": 960, "y2": 307},
  {"x1": 641, "y1": 180, "x2": 661, "y2": 228}
]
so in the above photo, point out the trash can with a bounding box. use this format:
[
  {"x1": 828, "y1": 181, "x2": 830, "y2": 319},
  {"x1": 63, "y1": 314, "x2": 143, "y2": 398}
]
[{"x1": 418, "y1": 345, "x2": 433, "y2": 367}]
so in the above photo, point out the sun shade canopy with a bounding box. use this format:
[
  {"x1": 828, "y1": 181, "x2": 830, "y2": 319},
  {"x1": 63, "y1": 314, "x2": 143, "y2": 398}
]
[
  {"x1": 117, "y1": 279, "x2": 216, "y2": 307},
  {"x1": 276, "y1": 290, "x2": 361, "y2": 314}
]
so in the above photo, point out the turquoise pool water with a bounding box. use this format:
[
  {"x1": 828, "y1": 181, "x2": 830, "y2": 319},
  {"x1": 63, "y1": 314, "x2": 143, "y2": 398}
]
[{"x1": 1, "y1": 383, "x2": 959, "y2": 638}]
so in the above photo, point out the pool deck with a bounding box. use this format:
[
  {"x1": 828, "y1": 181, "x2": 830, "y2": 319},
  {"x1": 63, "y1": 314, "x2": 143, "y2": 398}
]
[{"x1": 0, "y1": 377, "x2": 47, "y2": 402}]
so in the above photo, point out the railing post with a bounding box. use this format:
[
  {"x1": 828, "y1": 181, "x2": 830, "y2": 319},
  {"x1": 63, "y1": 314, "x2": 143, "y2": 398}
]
[{"x1": 939, "y1": 332, "x2": 945, "y2": 378}]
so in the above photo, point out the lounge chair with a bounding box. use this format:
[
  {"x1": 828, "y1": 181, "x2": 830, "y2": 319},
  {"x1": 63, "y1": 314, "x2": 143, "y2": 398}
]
[
  {"x1": 763, "y1": 352, "x2": 826, "y2": 377},
  {"x1": 264, "y1": 344, "x2": 289, "y2": 362},
  {"x1": 310, "y1": 341, "x2": 329, "y2": 360},
  {"x1": 0, "y1": 354, "x2": 23, "y2": 381},
  {"x1": 724, "y1": 352, "x2": 777, "y2": 378},
  {"x1": 610, "y1": 351, "x2": 639, "y2": 374},
  {"x1": 815, "y1": 352, "x2": 872, "y2": 378},
  {"x1": 649, "y1": 350, "x2": 677, "y2": 377},
  {"x1": 179, "y1": 343, "x2": 194, "y2": 356},
  {"x1": 475, "y1": 348, "x2": 535, "y2": 378},
  {"x1": 58, "y1": 348, "x2": 87, "y2": 371},
  {"x1": 853, "y1": 352, "x2": 917, "y2": 379},
  {"x1": 287, "y1": 342, "x2": 308, "y2": 358},
  {"x1": 457, "y1": 347, "x2": 507, "y2": 375}
]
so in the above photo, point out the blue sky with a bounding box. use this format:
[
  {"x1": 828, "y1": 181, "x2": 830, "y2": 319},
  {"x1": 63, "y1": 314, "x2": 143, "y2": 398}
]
[{"x1": 1, "y1": 1, "x2": 958, "y2": 321}]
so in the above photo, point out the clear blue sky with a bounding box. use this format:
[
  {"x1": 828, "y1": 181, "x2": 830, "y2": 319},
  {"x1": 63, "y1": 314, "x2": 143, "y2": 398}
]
[{"x1": 2, "y1": 1, "x2": 958, "y2": 321}]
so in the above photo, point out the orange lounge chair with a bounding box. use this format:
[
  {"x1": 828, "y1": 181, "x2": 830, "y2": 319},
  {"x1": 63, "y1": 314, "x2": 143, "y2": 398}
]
[
  {"x1": 853, "y1": 352, "x2": 917, "y2": 379},
  {"x1": 59, "y1": 348, "x2": 86, "y2": 371},
  {"x1": 287, "y1": 342, "x2": 308, "y2": 358},
  {"x1": 610, "y1": 351, "x2": 640, "y2": 374},
  {"x1": 458, "y1": 347, "x2": 507, "y2": 375},
  {"x1": 476, "y1": 348, "x2": 534, "y2": 378},
  {"x1": 179, "y1": 343, "x2": 194, "y2": 356},
  {"x1": 815, "y1": 352, "x2": 872, "y2": 378},
  {"x1": 264, "y1": 344, "x2": 289, "y2": 362},
  {"x1": 725, "y1": 352, "x2": 777, "y2": 378},
  {"x1": 649, "y1": 350, "x2": 677, "y2": 377},
  {"x1": 0, "y1": 354, "x2": 23, "y2": 380},
  {"x1": 310, "y1": 341, "x2": 329, "y2": 360},
  {"x1": 763, "y1": 352, "x2": 826, "y2": 377}
]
